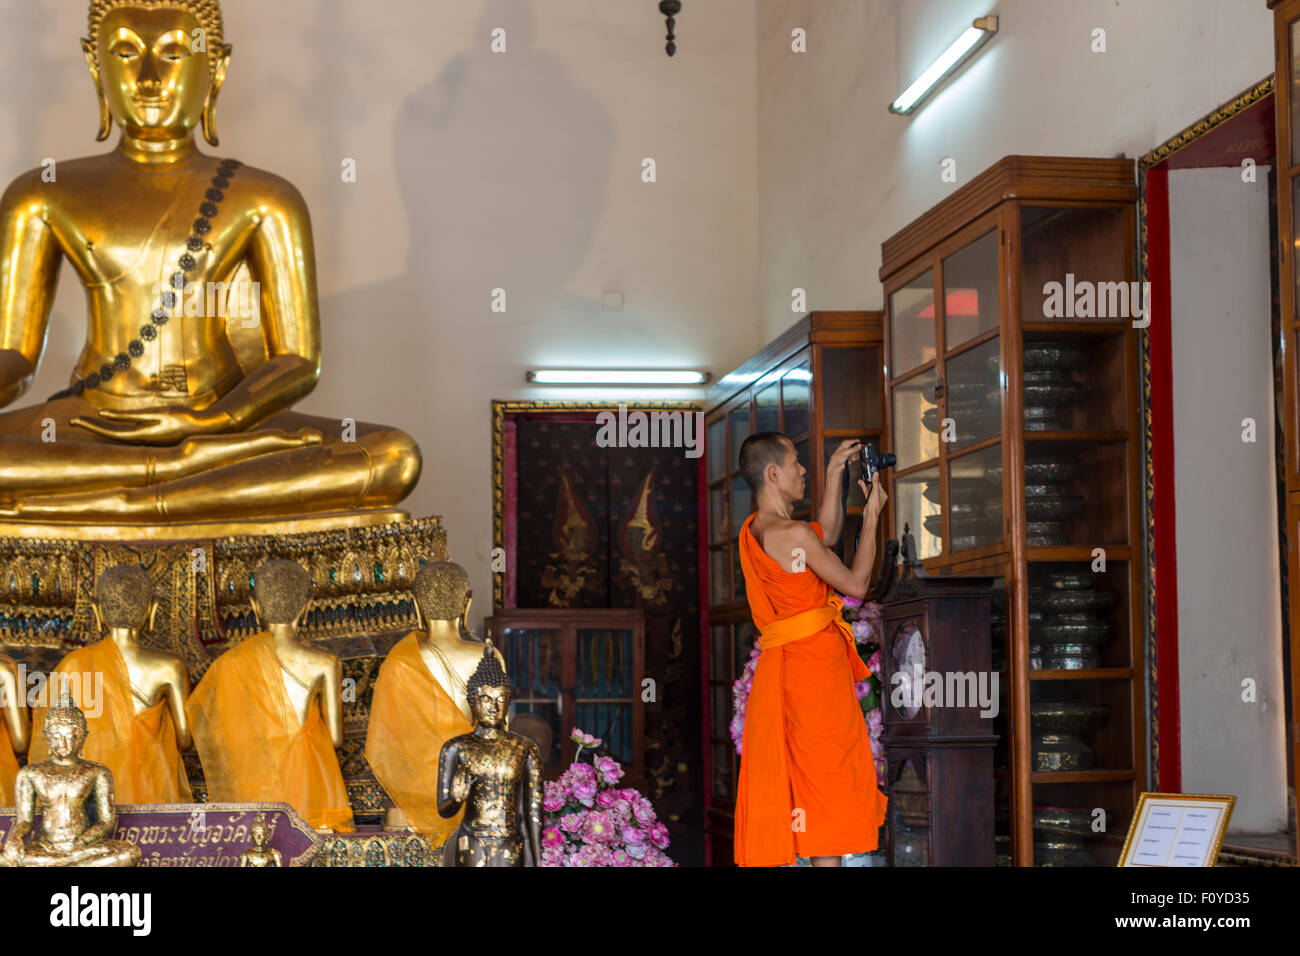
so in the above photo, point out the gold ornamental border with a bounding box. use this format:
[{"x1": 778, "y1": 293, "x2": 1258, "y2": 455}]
[
  {"x1": 1116, "y1": 792, "x2": 1236, "y2": 868},
  {"x1": 490, "y1": 399, "x2": 701, "y2": 610},
  {"x1": 1136, "y1": 75, "x2": 1275, "y2": 790}
]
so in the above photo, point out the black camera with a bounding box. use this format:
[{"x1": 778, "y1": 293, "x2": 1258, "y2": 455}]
[{"x1": 861, "y1": 442, "x2": 896, "y2": 482}]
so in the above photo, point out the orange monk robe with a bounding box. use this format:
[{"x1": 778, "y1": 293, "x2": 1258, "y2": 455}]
[
  {"x1": 29, "y1": 641, "x2": 192, "y2": 805},
  {"x1": 0, "y1": 720, "x2": 19, "y2": 806},
  {"x1": 734, "y1": 514, "x2": 888, "y2": 866},
  {"x1": 186, "y1": 633, "x2": 354, "y2": 832},
  {"x1": 365, "y1": 633, "x2": 474, "y2": 841}
]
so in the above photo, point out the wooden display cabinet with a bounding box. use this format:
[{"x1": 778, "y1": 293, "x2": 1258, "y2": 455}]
[
  {"x1": 701, "y1": 310, "x2": 884, "y2": 865},
  {"x1": 879, "y1": 157, "x2": 1143, "y2": 866}
]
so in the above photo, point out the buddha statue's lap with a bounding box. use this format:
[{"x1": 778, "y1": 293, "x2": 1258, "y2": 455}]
[{"x1": 0, "y1": 0, "x2": 421, "y2": 523}]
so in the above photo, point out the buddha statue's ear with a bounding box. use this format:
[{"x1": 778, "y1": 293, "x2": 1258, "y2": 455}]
[
  {"x1": 146, "y1": 596, "x2": 161, "y2": 635},
  {"x1": 201, "y1": 43, "x2": 233, "y2": 147},
  {"x1": 81, "y1": 38, "x2": 112, "y2": 142},
  {"x1": 90, "y1": 598, "x2": 106, "y2": 638}
]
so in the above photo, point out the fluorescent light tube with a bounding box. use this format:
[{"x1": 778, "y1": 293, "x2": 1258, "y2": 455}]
[
  {"x1": 527, "y1": 369, "x2": 710, "y2": 385},
  {"x1": 890, "y1": 15, "x2": 998, "y2": 115}
]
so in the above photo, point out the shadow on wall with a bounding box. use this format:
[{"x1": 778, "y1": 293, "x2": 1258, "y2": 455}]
[{"x1": 306, "y1": 0, "x2": 616, "y2": 497}]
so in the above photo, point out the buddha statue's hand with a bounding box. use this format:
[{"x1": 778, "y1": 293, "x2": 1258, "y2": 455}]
[
  {"x1": 71, "y1": 405, "x2": 234, "y2": 445},
  {"x1": 2, "y1": 837, "x2": 23, "y2": 865},
  {"x1": 451, "y1": 767, "x2": 473, "y2": 803}
]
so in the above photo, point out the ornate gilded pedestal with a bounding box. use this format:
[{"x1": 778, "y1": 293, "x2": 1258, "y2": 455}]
[{"x1": 0, "y1": 511, "x2": 447, "y2": 815}]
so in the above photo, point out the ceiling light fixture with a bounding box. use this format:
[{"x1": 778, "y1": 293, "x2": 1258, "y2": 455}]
[{"x1": 890, "y1": 15, "x2": 998, "y2": 115}]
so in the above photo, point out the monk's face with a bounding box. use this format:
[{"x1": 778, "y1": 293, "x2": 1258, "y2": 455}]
[
  {"x1": 99, "y1": 7, "x2": 209, "y2": 139},
  {"x1": 768, "y1": 438, "x2": 806, "y2": 503}
]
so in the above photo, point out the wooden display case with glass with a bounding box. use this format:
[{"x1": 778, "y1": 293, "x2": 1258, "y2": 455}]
[
  {"x1": 701, "y1": 310, "x2": 884, "y2": 865},
  {"x1": 880, "y1": 156, "x2": 1142, "y2": 866}
]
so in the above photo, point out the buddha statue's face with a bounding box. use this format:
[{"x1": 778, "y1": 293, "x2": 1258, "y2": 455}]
[
  {"x1": 45, "y1": 719, "x2": 86, "y2": 760},
  {"x1": 98, "y1": 6, "x2": 209, "y2": 139},
  {"x1": 471, "y1": 685, "x2": 509, "y2": 729},
  {"x1": 250, "y1": 822, "x2": 269, "y2": 846}
]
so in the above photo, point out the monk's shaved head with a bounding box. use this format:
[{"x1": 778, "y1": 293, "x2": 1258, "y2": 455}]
[{"x1": 739, "y1": 431, "x2": 793, "y2": 494}]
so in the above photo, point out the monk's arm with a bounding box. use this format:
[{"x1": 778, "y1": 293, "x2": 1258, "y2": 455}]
[
  {"x1": 165, "y1": 660, "x2": 192, "y2": 752},
  {"x1": 82, "y1": 771, "x2": 117, "y2": 845},
  {"x1": 817, "y1": 440, "x2": 863, "y2": 546},
  {"x1": 0, "y1": 173, "x2": 61, "y2": 408},
  {"x1": 205, "y1": 181, "x2": 321, "y2": 431},
  {"x1": 322, "y1": 656, "x2": 343, "y2": 749},
  {"x1": 800, "y1": 473, "x2": 886, "y2": 600},
  {"x1": 0, "y1": 661, "x2": 27, "y2": 753}
]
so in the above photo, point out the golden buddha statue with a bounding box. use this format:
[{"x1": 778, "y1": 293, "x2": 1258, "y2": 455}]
[
  {"x1": 2, "y1": 692, "x2": 141, "y2": 867},
  {"x1": 29, "y1": 564, "x2": 193, "y2": 804},
  {"x1": 367, "y1": 562, "x2": 507, "y2": 836},
  {"x1": 436, "y1": 644, "x2": 542, "y2": 867},
  {"x1": 0, "y1": 654, "x2": 30, "y2": 805},
  {"x1": 238, "y1": 813, "x2": 282, "y2": 867},
  {"x1": 186, "y1": 559, "x2": 355, "y2": 832},
  {"x1": 0, "y1": 0, "x2": 420, "y2": 524}
]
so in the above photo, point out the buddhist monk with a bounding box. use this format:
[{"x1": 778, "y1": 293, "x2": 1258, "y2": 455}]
[
  {"x1": 29, "y1": 565, "x2": 192, "y2": 805},
  {"x1": 734, "y1": 432, "x2": 889, "y2": 867},
  {"x1": 366, "y1": 562, "x2": 504, "y2": 840},
  {"x1": 187, "y1": 559, "x2": 354, "y2": 832}
]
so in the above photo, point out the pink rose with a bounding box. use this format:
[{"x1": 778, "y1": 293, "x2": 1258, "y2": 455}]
[
  {"x1": 648, "y1": 821, "x2": 671, "y2": 850},
  {"x1": 595, "y1": 755, "x2": 625, "y2": 785},
  {"x1": 840, "y1": 594, "x2": 863, "y2": 608},
  {"x1": 621, "y1": 825, "x2": 647, "y2": 847},
  {"x1": 571, "y1": 777, "x2": 598, "y2": 806},
  {"x1": 611, "y1": 849, "x2": 633, "y2": 867},
  {"x1": 618, "y1": 788, "x2": 638, "y2": 802},
  {"x1": 559, "y1": 813, "x2": 584, "y2": 834},
  {"x1": 583, "y1": 811, "x2": 618, "y2": 845},
  {"x1": 543, "y1": 782, "x2": 565, "y2": 812},
  {"x1": 633, "y1": 799, "x2": 657, "y2": 826},
  {"x1": 567, "y1": 762, "x2": 596, "y2": 784},
  {"x1": 542, "y1": 827, "x2": 564, "y2": 849}
]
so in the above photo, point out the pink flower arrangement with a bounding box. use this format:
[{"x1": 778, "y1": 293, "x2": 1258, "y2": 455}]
[
  {"x1": 540, "y1": 727, "x2": 677, "y2": 867},
  {"x1": 729, "y1": 641, "x2": 761, "y2": 755}
]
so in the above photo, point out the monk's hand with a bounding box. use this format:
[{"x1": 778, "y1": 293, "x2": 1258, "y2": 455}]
[
  {"x1": 828, "y1": 438, "x2": 864, "y2": 474},
  {"x1": 862, "y1": 472, "x2": 887, "y2": 518},
  {"x1": 71, "y1": 405, "x2": 230, "y2": 445}
]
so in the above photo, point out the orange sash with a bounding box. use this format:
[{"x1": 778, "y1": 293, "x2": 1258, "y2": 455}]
[
  {"x1": 29, "y1": 641, "x2": 191, "y2": 805},
  {"x1": 0, "y1": 720, "x2": 18, "y2": 807},
  {"x1": 365, "y1": 633, "x2": 473, "y2": 841},
  {"x1": 735, "y1": 513, "x2": 886, "y2": 866},
  {"x1": 187, "y1": 633, "x2": 354, "y2": 832}
]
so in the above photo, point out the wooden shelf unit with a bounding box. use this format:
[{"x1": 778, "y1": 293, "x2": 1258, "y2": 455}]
[{"x1": 879, "y1": 156, "x2": 1144, "y2": 866}]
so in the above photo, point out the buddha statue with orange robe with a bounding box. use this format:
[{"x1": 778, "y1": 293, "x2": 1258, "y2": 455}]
[
  {"x1": 367, "y1": 562, "x2": 507, "y2": 839},
  {"x1": 0, "y1": 654, "x2": 29, "y2": 806},
  {"x1": 187, "y1": 559, "x2": 354, "y2": 831},
  {"x1": 29, "y1": 564, "x2": 192, "y2": 805}
]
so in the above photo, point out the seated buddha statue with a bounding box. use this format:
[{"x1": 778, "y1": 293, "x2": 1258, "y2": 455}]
[
  {"x1": 29, "y1": 564, "x2": 192, "y2": 804},
  {"x1": 366, "y1": 562, "x2": 507, "y2": 838},
  {"x1": 186, "y1": 559, "x2": 354, "y2": 832},
  {"x1": 0, "y1": 0, "x2": 420, "y2": 522},
  {"x1": 2, "y1": 692, "x2": 141, "y2": 867}
]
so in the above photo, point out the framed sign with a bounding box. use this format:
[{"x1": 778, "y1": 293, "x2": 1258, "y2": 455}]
[{"x1": 1118, "y1": 793, "x2": 1236, "y2": 867}]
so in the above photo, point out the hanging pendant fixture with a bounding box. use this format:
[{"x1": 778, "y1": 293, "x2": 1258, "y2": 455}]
[{"x1": 659, "y1": 1, "x2": 681, "y2": 56}]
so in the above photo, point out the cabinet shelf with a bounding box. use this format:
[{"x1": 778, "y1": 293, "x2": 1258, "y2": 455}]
[{"x1": 881, "y1": 156, "x2": 1142, "y2": 867}]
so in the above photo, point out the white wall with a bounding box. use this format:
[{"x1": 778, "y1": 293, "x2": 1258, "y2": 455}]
[
  {"x1": 756, "y1": 0, "x2": 1275, "y2": 339},
  {"x1": 0, "y1": 0, "x2": 759, "y2": 618},
  {"x1": 1169, "y1": 166, "x2": 1287, "y2": 832}
]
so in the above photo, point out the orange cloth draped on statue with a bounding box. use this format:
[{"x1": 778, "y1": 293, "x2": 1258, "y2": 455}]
[
  {"x1": 734, "y1": 514, "x2": 888, "y2": 866},
  {"x1": 0, "y1": 720, "x2": 18, "y2": 806},
  {"x1": 29, "y1": 641, "x2": 192, "y2": 805},
  {"x1": 365, "y1": 632, "x2": 473, "y2": 841},
  {"x1": 186, "y1": 633, "x2": 354, "y2": 832}
]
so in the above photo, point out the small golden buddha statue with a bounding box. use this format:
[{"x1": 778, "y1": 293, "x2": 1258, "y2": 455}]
[
  {"x1": 0, "y1": 0, "x2": 421, "y2": 522},
  {"x1": 30, "y1": 564, "x2": 193, "y2": 804},
  {"x1": 0, "y1": 653, "x2": 30, "y2": 805},
  {"x1": 186, "y1": 559, "x2": 355, "y2": 832},
  {"x1": 368, "y1": 562, "x2": 507, "y2": 835},
  {"x1": 436, "y1": 644, "x2": 542, "y2": 867},
  {"x1": 2, "y1": 692, "x2": 141, "y2": 867},
  {"x1": 238, "y1": 813, "x2": 282, "y2": 867}
]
